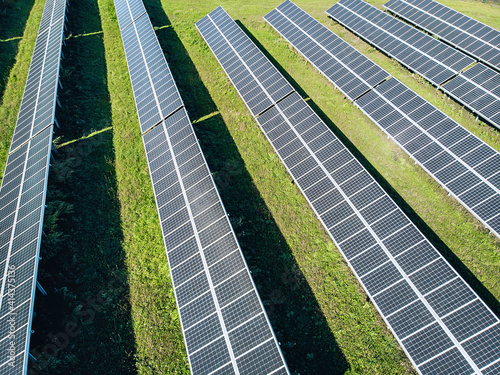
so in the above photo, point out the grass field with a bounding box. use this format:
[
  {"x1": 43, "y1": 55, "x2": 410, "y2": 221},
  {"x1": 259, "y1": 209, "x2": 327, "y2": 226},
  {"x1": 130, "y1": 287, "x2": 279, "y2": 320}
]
[{"x1": 0, "y1": 0, "x2": 499, "y2": 373}]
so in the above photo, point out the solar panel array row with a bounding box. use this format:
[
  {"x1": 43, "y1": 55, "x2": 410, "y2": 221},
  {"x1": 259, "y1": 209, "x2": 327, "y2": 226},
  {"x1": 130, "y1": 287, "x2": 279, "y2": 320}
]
[
  {"x1": 327, "y1": 0, "x2": 500, "y2": 131},
  {"x1": 265, "y1": 0, "x2": 389, "y2": 100},
  {"x1": 198, "y1": 8, "x2": 294, "y2": 117},
  {"x1": 267, "y1": 0, "x2": 500, "y2": 240},
  {"x1": 115, "y1": 0, "x2": 147, "y2": 31},
  {"x1": 384, "y1": 0, "x2": 500, "y2": 72},
  {"x1": 0, "y1": 0, "x2": 68, "y2": 373},
  {"x1": 115, "y1": 1, "x2": 289, "y2": 373},
  {"x1": 0, "y1": 128, "x2": 53, "y2": 375},
  {"x1": 442, "y1": 63, "x2": 500, "y2": 130},
  {"x1": 357, "y1": 77, "x2": 500, "y2": 238},
  {"x1": 116, "y1": 0, "x2": 182, "y2": 134},
  {"x1": 198, "y1": 4, "x2": 500, "y2": 374},
  {"x1": 326, "y1": 0, "x2": 474, "y2": 86},
  {"x1": 10, "y1": 0, "x2": 67, "y2": 152}
]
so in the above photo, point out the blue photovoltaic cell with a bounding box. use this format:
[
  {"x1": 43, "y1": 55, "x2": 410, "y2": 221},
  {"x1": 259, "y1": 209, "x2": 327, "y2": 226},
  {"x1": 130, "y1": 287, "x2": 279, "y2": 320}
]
[
  {"x1": 264, "y1": 0, "x2": 389, "y2": 100},
  {"x1": 384, "y1": 0, "x2": 500, "y2": 72},
  {"x1": 198, "y1": 6, "x2": 500, "y2": 374},
  {"x1": 116, "y1": 2, "x2": 289, "y2": 373},
  {"x1": 442, "y1": 63, "x2": 500, "y2": 130},
  {"x1": 326, "y1": 0, "x2": 474, "y2": 86}
]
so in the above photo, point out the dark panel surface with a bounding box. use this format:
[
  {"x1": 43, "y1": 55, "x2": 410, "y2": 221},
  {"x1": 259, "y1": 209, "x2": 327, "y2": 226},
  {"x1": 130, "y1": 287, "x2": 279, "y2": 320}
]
[
  {"x1": 120, "y1": 7, "x2": 183, "y2": 133},
  {"x1": 0, "y1": 127, "x2": 54, "y2": 374}
]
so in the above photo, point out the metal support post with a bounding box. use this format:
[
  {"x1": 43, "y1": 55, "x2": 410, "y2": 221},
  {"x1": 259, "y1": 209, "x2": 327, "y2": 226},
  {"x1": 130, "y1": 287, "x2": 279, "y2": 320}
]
[{"x1": 36, "y1": 281, "x2": 47, "y2": 296}]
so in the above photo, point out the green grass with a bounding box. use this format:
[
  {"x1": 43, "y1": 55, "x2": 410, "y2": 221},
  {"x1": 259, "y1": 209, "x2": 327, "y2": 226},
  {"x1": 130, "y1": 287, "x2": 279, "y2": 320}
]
[
  {"x1": 0, "y1": 0, "x2": 36, "y2": 101},
  {"x1": 0, "y1": 0, "x2": 498, "y2": 374}
]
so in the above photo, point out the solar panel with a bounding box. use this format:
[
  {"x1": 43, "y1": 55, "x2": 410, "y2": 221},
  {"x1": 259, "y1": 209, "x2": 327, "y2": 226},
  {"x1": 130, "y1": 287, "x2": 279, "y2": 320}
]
[
  {"x1": 117, "y1": 2, "x2": 183, "y2": 133},
  {"x1": 10, "y1": 0, "x2": 66, "y2": 152},
  {"x1": 266, "y1": 1, "x2": 500, "y2": 240},
  {"x1": 356, "y1": 77, "x2": 500, "y2": 239},
  {"x1": 326, "y1": 0, "x2": 500, "y2": 131},
  {"x1": 325, "y1": 0, "x2": 474, "y2": 86},
  {"x1": 114, "y1": 0, "x2": 147, "y2": 31},
  {"x1": 142, "y1": 109, "x2": 289, "y2": 375},
  {"x1": 384, "y1": 0, "x2": 500, "y2": 72},
  {"x1": 38, "y1": 0, "x2": 66, "y2": 35},
  {"x1": 441, "y1": 63, "x2": 500, "y2": 130},
  {"x1": 197, "y1": 6, "x2": 500, "y2": 374},
  {"x1": 0, "y1": 0, "x2": 67, "y2": 372},
  {"x1": 264, "y1": 0, "x2": 389, "y2": 101},
  {"x1": 197, "y1": 7, "x2": 294, "y2": 116},
  {"x1": 115, "y1": 2, "x2": 289, "y2": 373},
  {"x1": 0, "y1": 126, "x2": 54, "y2": 374}
]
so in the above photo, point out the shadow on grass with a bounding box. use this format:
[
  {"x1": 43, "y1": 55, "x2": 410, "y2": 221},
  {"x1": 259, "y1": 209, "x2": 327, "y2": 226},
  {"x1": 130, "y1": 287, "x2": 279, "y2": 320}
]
[
  {"x1": 238, "y1": 21, "x2": 500, "y2": 318},
  {"x1": 29, "y1": 0, "x2": 136, "y2": 374},
  {"x1": 143, "y1": 1, "x2": 350, "y2": 373},
  {"x1": 0, "y1": 0, "x2": 36, "y2": 100}
]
